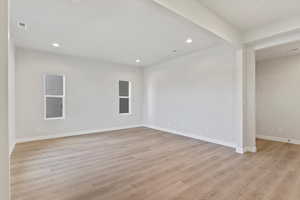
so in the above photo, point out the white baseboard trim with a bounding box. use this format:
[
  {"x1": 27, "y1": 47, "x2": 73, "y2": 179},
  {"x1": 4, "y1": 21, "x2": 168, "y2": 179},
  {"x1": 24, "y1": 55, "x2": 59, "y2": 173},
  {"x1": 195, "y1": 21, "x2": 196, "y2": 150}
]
[
  {"x1": 15, "y1": 125, "x2": 260, "y2": 155},
  {"x1": 16, "y1": 125, "x2": 143, "y2": 144},
  {"x1": 236, "y1": 146, "x2": 257, "y2": 154},
  {"x1": 257, "y1": 135, "x2": 300, "y2": 145},
  {"x1": 143, "y1": 125, "x2": 236, "y2": 149},
  {"x1": 10, "y1": 141, "x2": 16, "y2": 156}
]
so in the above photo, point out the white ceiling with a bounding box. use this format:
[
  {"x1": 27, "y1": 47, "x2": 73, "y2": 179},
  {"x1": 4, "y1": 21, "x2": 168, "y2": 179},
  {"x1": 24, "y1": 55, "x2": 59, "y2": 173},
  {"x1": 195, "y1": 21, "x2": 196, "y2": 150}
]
[
  {"x1": 11, "y1": 0, "x2": 223, "y2": 67},
  {"x1": 197, "y1": 0, "x2": 300, "y2": 32},
  {"x1": 256, "y1": 41, "x2": 300, "y2": 62}
]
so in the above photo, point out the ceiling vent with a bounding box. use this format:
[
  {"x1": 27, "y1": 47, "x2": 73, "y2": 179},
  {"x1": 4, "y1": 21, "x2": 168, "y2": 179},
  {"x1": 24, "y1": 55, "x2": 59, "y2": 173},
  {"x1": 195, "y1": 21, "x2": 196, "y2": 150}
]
[{"x1": 17, "y1": 22, "x2": 27, "y2": 30}]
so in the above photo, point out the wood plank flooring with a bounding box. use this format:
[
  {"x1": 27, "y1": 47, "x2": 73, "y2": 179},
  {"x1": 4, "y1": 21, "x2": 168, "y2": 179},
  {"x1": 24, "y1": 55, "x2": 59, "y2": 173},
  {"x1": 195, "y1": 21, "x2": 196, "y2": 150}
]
[{"x1": 11, "y1": 127, "x2": 300, "y2": 200}]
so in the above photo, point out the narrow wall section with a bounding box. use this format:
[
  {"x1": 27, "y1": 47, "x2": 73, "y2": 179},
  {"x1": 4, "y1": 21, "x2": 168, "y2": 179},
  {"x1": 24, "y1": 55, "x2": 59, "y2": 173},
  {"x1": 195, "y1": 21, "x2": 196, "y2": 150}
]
[
  {"x1": 0, "y1": 0, "x2": 10, "y2": 198},
  {"x1": 235, "y1": 47, "x2": 256, "y2": 153},
  {"x1": 8, "y1": 39, "x2": 16, "y2": 154}
]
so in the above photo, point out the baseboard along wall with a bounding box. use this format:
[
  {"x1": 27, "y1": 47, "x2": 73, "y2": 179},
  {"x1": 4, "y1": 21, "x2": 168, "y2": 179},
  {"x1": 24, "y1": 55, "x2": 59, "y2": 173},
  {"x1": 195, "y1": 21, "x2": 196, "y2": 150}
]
[
  {"x1": 15, "y1": 124, "x2": 259, "y2": 154},
  {"x1": 16, "y1": 125, "x2": 143, "y2": 144},
  {"x1": 257, "y1": 135, "x2": 300, "y2": 145}
]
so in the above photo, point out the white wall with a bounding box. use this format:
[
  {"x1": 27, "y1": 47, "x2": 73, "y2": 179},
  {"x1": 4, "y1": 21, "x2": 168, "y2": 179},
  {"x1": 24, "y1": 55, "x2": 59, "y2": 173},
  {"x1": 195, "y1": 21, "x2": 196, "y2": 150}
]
[
  {"x1": 0, "y1": 0, "x2": 10, "y2": 198},
  {"x1": 8, "y1": 39, "x2": 16, "y2": 154},
  {"x1": 256, "y1": 54, "x2": 300, "y2": 142},
  {"x1": 144, "y1": 45, "x2": 238, "y2": 147},
  {"x1": 15, "y1": 48, "x2": 144, "y2": 141}
]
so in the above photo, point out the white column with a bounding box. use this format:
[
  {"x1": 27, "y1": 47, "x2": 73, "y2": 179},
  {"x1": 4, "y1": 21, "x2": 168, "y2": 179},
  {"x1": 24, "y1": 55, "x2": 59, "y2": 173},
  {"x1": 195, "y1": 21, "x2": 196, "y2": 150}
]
[
  {"x1": 235, "y1": 47, "x2": 257, "y2": 154},
  {"x1": 0, "y1": 0, "x2": 10, "y2": 199},
  {"x1": 245, "y1": 47, "x2": 256, "y2": 153}
]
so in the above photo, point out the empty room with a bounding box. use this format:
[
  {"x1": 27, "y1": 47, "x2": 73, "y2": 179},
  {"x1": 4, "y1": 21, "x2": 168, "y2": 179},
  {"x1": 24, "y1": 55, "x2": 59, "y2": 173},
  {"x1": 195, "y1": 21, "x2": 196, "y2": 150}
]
[{"x1": 1, "y1": 0, "x2": 300, "y2": 200}]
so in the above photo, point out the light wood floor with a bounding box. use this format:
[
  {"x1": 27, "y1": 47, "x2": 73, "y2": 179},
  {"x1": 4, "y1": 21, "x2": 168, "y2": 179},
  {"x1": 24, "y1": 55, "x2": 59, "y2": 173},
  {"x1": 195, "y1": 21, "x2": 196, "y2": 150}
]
[{"x1": 11, "y1": 127, "x2": 300, "y2": 200}]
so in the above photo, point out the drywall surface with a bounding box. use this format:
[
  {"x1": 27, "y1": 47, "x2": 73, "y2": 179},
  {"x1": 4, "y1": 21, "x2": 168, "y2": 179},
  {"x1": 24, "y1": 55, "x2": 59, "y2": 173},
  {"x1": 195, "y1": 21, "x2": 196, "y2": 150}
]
[
  {"x1": 8, "y1": 39, "x2": 16, "y2": 154},
  {"x1": 0, "y1": 0, "x2": 10, "y2": 198},
  {"x1": 144, "y1": 44, "x2": 237, "y2": 147},
  {"x1": 256, "y1": 54, "x2": 300, "y2": 141},
  {"x1": 15, "y1": 48, "x2": 143, "y2": 140},
  {"x1": 152, "y1": 0, "x2": 241, "y2": 45}
]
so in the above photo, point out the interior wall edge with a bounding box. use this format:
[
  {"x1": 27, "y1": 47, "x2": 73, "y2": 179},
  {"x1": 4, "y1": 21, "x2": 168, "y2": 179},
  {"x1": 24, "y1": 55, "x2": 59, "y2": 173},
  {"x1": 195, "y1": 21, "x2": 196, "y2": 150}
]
[
  {"x1": 143, "y1": 124, "x2": 236, "y2": 149},
  {"x1": 16, "y1": 125, "x2": 143, "y2": 144}
]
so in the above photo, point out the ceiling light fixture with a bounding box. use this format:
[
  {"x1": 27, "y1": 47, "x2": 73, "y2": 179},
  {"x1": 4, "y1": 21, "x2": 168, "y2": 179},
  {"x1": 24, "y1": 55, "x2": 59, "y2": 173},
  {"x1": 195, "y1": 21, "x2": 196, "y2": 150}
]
[
  {"x1": 186, "y1": 38, "x2": 193, "y2": 44},
  {"x1": 52, "y1": 43, "x2": 60, "y2": 48},
  {"x1": 136, "y1": 59, "x2": 141, "y2": 63}
]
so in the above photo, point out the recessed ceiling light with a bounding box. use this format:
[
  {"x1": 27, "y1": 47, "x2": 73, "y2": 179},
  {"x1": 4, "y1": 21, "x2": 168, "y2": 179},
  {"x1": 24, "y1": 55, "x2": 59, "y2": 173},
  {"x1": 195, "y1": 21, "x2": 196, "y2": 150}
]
[
  {"x1": 186, "y1": 38, "x2": 193, "y2": 44},
  {"x1": 52, "y1": 43, "x2": 60, "y2": 48},
  {"x1": 136, "y1": 59, "x2": 141, "y2": 63}
]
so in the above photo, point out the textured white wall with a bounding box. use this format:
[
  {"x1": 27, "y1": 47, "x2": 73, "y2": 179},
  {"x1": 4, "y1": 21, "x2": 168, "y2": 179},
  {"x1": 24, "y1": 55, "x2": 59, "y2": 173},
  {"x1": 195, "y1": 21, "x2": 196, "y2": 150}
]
[
  {"x1": 256, "y1": 54, "x2": 300, "y2": 141},
  {"x1": 15, "y1": 48, "x2": 144, "y2": 140},
  {"x1": 144, "y1": 44, "x2": 238, "y2": 147}
]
